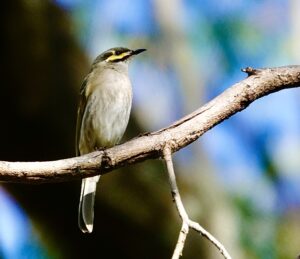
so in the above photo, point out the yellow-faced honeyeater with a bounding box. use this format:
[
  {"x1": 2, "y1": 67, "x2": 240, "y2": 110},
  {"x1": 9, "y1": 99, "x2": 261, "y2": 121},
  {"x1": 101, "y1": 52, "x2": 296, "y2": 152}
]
[{"x1": 76, "y1": 47, "x2": 146, "y2": 233}]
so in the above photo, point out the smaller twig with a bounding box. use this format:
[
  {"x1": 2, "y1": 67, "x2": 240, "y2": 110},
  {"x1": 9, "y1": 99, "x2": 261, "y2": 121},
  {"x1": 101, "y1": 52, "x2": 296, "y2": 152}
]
[
  {"x1": 163, "y1": 145, "x2": 232, "y2": 259},
  {"x1": 163, "y1": 146, "x2": 189, "y2": 258},
  {"x1": 241, "y1": 66, "x2": 260, "y2": 76},
  {"x1": 189, "y1": 220, "x2": 232, "y2": 259},
  {"x1": 173, "y1": 222, "x2": 189, "y2": 259}
]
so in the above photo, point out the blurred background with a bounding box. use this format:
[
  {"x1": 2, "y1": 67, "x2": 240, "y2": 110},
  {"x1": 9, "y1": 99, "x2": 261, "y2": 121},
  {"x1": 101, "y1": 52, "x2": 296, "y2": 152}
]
[{"x1": 0, "y1": 0, "x2": 300, "y2": 258}]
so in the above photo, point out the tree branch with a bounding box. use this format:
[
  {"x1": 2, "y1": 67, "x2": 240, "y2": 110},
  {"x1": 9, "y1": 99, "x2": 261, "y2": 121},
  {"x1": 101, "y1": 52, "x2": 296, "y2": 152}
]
[
  {"x1": 0, "y1": 66, "x2": 299, "y2": 183},
  {"x1": 163, "y1": 145, "x2": 232, "y2": 259},
  {"x1": 163, "y1": 145, "x2": 190, "y2": 259}
]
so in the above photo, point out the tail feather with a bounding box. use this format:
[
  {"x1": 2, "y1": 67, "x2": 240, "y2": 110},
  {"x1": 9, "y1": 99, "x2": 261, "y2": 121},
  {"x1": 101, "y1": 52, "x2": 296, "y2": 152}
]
[{"x1": 78, "y1": 176, "x2": 100, "y2": 233}]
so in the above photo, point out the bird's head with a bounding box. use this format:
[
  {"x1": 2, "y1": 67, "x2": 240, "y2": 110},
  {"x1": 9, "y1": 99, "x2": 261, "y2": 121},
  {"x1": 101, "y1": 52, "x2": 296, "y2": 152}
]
[{"x1": 95, "y1": 47, "x2": 146, "y2": 64}]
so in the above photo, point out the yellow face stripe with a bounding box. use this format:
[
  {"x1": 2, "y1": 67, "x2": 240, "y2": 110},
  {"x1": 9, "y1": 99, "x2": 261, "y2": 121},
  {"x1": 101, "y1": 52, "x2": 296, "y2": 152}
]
[{"x1": 106, "y1": 51, "x2": 131, "y2": 62}]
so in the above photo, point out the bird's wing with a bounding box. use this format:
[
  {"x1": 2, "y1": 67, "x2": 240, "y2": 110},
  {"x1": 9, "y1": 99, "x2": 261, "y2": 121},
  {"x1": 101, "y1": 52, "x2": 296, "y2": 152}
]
[{"x1": 75, "y1": 77, "x2": 88, "y2": 156}]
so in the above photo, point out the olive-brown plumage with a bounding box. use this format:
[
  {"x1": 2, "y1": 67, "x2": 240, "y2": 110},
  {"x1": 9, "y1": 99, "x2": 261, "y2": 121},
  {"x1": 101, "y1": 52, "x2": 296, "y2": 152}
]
[{"x1": 76, "y1": 47, "x2": 145, "y2": 233}]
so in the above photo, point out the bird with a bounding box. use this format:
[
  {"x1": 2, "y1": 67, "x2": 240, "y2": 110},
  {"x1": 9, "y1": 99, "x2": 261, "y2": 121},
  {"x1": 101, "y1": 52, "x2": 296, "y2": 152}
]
[{"x1": 76, "y1": 47, "x2": 146, "y2": 233}]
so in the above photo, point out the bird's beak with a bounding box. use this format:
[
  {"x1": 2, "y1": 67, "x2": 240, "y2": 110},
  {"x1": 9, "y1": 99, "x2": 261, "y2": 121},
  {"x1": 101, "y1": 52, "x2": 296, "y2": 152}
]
[{"x1": 131, "y1": 49, "x2": 147, "y2": 55}]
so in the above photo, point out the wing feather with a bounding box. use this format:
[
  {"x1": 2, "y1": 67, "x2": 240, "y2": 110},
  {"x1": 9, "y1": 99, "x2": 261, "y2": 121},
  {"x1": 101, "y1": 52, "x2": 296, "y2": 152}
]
[{"x1": 75, "y1": 78, "x2": 88, "y2": 156}]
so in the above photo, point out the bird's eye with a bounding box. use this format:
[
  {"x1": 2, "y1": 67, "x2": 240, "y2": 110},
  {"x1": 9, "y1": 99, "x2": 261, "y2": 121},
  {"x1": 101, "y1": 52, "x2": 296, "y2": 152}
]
[{"x1": 115, "y1": 50, "x2": 121, "y2": 56}]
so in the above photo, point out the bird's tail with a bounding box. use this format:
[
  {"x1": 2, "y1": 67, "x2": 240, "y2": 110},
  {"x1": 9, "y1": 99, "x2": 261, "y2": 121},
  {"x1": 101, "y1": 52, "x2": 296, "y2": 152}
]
[{"x1": 78, "y1": 175, "x2": 100, "y2": 233}]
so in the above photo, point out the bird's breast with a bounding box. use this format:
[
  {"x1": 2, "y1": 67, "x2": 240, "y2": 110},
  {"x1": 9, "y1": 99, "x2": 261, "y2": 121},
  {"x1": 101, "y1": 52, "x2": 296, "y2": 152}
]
[{"x1": 79, "y1": 70, "x2": 133, "y2": 153}]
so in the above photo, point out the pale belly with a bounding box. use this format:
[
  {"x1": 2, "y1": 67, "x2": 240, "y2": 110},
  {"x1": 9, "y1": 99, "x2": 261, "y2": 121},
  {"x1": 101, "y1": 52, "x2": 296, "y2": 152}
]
[{"x1": 79, "y1": 76, "x2": 132, "y2": 154}]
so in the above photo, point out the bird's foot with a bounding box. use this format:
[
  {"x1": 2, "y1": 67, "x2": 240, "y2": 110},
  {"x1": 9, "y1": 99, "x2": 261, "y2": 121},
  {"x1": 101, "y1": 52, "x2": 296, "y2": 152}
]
[{"x1": 94, "y1": 146, "x2": 106, "y2": 151}]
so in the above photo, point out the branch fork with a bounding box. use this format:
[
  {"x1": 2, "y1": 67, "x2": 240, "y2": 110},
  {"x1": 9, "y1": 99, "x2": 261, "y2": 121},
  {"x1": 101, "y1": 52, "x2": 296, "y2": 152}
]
[{"x1": 163, "y1": 145, "x2": 232, "y2": 259}]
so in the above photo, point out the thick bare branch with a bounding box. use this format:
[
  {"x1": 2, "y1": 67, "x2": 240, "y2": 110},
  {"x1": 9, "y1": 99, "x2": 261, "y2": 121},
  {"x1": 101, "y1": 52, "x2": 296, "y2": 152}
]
[{"x1": 0, "y1": 66, "x2": 299, "y2": 183}]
